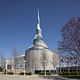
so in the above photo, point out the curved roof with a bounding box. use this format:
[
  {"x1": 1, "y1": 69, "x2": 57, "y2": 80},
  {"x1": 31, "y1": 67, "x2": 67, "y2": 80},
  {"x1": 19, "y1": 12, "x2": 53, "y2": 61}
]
[{"x1": 33, "y1": 39, "x2": 48, "y2": 48}]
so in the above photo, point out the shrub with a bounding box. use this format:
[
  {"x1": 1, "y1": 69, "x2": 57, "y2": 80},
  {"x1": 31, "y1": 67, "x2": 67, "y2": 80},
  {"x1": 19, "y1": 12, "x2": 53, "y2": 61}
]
[
  {"x1": 59, "y1": 71, "x2": 80, "y2": 75},
  {"x1": 19, "y1": 72, "x2": 24, "y2": 75},
  {"x1": 39, "y1": 72, "x2": 44, "y2": 75},
  {"x1": 71, "y1": 72, "x2": 77, "y2": 75},
  {"x1": 63, "y1": 72, "x2": 69, "y2": 75},
  {"x1": 7, "y1": 72, "x2": 14, "y2": 75},
  {"x1": 59, "y1": 72, "x2": 70, "y2": 75},
  {"x1": 78, "y1": 72, "x2": 80, "y2": 75},
  {"x1": 46, "y1": 72, "x2": 51, "y2": 75},
  {"x1": 25, "y1": 72, "x2": 32, "y2": 75},
  {"x1": 39, "y1": 72, "x2": 51, "y2": 75}
]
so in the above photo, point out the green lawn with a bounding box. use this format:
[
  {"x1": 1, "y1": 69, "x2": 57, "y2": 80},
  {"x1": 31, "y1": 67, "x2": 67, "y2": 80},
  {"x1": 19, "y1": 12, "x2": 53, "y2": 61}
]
[
  {"x1": 59, "y1": 72, "x2": 80, "y2": 79},
  {"x1": 63, "y1": 75, "x2": 80, "y2": 79}
]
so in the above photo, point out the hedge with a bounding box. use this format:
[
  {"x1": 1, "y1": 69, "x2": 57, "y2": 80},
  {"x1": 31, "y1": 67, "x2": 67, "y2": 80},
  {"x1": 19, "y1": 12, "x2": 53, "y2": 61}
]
[
  {"x1": 25, "y1": 72, "x2": 32, "y2": 75},
  {"x1": 19, "y1": 72, "x2": 24, "y2": 75},
  {"x1": 39, "y1": 72, "x2": 51, "y2": 75},
  {"x1": 19, "y1": 72, "x2": 32, "y2": 75},
  {"x1": 59, "y1": 71, "x2": 80, "y2": 75},
  {"x1": 4, "y1": 72, "x2": 14, "y2": 75}
]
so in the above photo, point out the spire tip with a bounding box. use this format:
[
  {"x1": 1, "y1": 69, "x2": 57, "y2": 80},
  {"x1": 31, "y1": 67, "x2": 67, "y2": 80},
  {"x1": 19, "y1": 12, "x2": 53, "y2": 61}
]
[{"x1": 38, "y1": 9, "x2": 40, "y2": 24}]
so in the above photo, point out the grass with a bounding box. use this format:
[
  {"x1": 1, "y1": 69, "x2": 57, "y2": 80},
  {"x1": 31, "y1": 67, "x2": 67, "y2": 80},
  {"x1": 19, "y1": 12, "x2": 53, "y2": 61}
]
[
  {"x1": 63, "y1": 75, "x2": 80, "y2": 79},
  {"x1": 59, "y1": 72, "x2": 80, "y2": 79}
]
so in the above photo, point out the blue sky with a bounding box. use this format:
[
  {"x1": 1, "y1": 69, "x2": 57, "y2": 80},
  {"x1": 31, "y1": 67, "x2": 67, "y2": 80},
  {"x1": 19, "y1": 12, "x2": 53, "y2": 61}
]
[{"x1": 0, "y1": 0, "x2": 80, "y2": 58}]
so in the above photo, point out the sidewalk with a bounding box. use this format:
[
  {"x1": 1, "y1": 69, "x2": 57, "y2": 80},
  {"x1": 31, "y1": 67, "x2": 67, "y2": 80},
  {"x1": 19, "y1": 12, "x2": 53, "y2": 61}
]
[
  {"x1": 0, "y1": 75, "x2": 50, "y2": 80},
  {"x1": 0, "y1": 74, "x2": 80, "y2": 80}
]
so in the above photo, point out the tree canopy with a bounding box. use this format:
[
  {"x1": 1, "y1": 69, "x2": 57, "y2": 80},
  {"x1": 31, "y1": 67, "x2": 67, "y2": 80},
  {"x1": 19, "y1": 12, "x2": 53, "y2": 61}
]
[{"x1": 58, "y1": 17, "x2": 80, "y2": 57}]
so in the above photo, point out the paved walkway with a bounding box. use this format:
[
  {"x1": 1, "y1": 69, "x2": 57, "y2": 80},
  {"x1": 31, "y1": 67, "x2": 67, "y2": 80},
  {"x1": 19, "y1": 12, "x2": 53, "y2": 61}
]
[
  {"x1": 0, "y1": 75, "x2": 49, "y2": 80},
  {"x1": 0, "y1": 75, "x2": 79, "y2": 80}
]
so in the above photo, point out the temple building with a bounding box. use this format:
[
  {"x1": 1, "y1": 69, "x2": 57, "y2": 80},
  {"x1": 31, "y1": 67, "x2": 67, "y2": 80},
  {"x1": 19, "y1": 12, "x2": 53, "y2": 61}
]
[
  {"x1": 24, "y1": 11, "x2": 59, "y2": 73},
  {"x1": 5, "y1": 11, "x2": 59, "y2": 74}
]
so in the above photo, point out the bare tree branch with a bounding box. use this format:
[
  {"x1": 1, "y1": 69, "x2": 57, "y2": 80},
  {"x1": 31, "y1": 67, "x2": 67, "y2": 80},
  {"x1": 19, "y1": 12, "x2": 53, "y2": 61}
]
[
  {"x1": 40, "y1": 51, "x2": 48, "y2": 71},
  {"x1": 58, "y1": 17, "x2": 80, "y2": 59}
]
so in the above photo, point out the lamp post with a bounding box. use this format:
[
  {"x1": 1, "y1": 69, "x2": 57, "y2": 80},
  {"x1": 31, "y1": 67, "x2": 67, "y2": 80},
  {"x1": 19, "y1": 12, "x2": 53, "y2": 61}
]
[
  {"x1": 24, "y1": 60, "x2": 27, "y2": 76},
  {"x1": 59, "y1": 60, "x2": 61, "y2": 74},
  {"x1": 44, "y1": 60, "x2": 46, "y2": 77},
  {"x1": 5, "y1": 61, "x2": 7, "y2": 75}
]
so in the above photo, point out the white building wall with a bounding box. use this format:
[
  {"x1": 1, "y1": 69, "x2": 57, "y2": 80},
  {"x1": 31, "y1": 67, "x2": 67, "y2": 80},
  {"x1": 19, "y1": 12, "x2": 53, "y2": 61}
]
[{"x1": 25, "y1": 48, "x2": 59, "y2": 73}]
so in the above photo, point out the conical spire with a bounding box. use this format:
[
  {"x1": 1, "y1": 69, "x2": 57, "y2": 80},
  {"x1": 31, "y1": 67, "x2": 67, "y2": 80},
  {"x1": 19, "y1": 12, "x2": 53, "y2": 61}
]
[
  {"x1": 34, "y1": 10, "x2": 42, "y2": 39},
  {"x1": 38, "y1": 9, "x2": 40, "y2": 25},
  {"x1": 37, "y1": 9, "x2": 41, "y2": 31}
]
